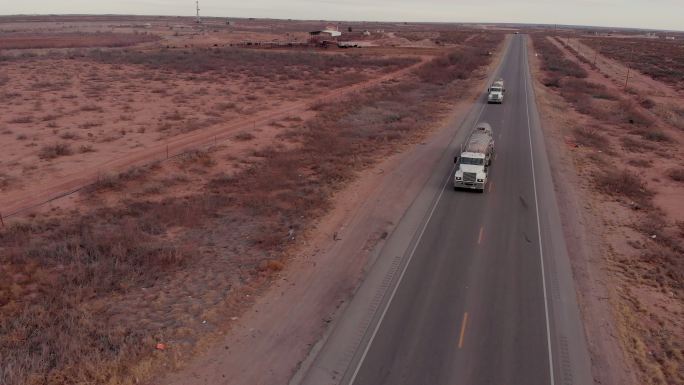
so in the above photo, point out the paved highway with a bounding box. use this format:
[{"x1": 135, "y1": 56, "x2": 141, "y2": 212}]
[{"x1": 298, "y1": 35, "x2": 592, "y2": 385}]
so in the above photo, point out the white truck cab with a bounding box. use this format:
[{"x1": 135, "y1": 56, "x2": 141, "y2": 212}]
[
  {"x1": 454, "y1": 152, "x2": 489, "y2": 192},
  {"x1": 454, "y1": 123, "x2": 494, "y2": 193},
  {"x1": 487, "y1": 79, "x2": 505, "y2": 104}
]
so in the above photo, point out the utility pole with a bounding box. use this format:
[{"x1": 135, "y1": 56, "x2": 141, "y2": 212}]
[
  {"x1": 624, "y1": 47, "x2": 634, "y2": 89},
  {"x1": 593, "y1": 43, "x2": 599, "y2": 67},
  {"x1": 195, "y1": 0, "x2": 201, "y2": 24}
]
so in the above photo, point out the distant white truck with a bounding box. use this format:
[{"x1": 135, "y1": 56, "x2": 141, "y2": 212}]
[
  {"x1": 487, "y1": 79, "x2": 505, "y2": 104},
  {"x1": 454, "y1": 123, "x2": 495, "y2": 193}
]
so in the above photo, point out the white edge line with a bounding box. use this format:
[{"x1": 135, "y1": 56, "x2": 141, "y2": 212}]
[
  {"x1": 347, "y1": 165, "x2": 455, "y2": 384},
  {"x1": 523, "y1": 35, "x2": 556, "y2": 385},
  {"x1": 347, "y1": 102, "x2": 489, "y2": 385}
]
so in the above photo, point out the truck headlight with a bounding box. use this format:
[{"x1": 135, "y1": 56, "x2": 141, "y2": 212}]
[
  {"x1": 477, "y1": 178, "x2": 484, "y2": 182},
  {"x1": 455, "y1": 177, "x2": 462, "y2": 180}
]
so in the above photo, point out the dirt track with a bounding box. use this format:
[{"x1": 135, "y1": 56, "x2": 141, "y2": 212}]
[{"x1": 1, "y1": 56, "x2": 430, "y2": 219}]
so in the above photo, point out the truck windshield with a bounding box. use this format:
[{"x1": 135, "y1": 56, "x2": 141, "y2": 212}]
[
  {"x1": 490, "y1": 87, "x2": 502, "y2": 92},
  {"x1": 460, "y1": 157, "x2": 484, "y2": 165}
]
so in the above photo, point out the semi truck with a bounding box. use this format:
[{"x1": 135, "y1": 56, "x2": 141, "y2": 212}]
[
  {"x1": 487, "y1": 79, "x2": 505, "y2": 104},
  {"x1": 454, "y1": 123, "x2": 495, "y2": 193}
]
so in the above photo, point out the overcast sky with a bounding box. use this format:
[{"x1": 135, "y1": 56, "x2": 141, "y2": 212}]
[{"x1": 1, "y1": 0, "x2": 682, "y2": 31}]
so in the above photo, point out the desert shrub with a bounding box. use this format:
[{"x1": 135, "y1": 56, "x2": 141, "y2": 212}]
[
  {"x1": 79, "y1": 145, "x2": 95, "y2": 153},
  {"x1": 80, "y1": 103, "x2": 104, "y2": 112},
  {"x1": 0, "y1": 172, "x2": 15, "y2": 190},
  {"x1": 234, "y1": 131, "x2": 255, "y2": 141},
  {"x1": 543, "y1": 75, "x2": 561, "y2": 88},
  {"x1": 573, "y1": 126, "x2": 610, "y2": 149},
  {"x1": 164, "y1": 110, "x2": 184, "y2": 121},
  {"x1": 59, "y1": 131, "x2": 80, "y2": 140},
  {"x1": 179, "y1": 149, "x2": 215, "y2": 168},
  {"x1": 667, "y1": 168, "x2": 684, "y2": 182},
  {"x1": 627, "y1": 158, "x2": 652, "y2": 168},
  {"x1": 85, "y1": 163, "x2": 160, "y2": 195},
  {"x1": 38, "y1": 143, "x2": 72, "y2": 159},
  {"x1": 639, "y1": 97, "x2": 656, "y2": 109},
  {"x1": 618, "y1": 99, "x2": 655, "y2": 127},
  {"x1": 621, "y1": 136, "x2": 656, "y2": 153},
  {"x1": 41, "y1": 114, "x2": 59, "y2": 121},
  {"x1": 631, "y1": 127, "x2": 671, "y2": 142},
  {"x1": 8, "y1": 116, "x2": 33, "y2": 124},
  {"x1": 595, "y1": 169, "x2": 652, "y2": 204}
]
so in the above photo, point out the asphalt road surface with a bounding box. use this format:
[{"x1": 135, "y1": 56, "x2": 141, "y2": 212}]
[{"x1": 298, "y1": 35, "x2": 592, "y2": 385}]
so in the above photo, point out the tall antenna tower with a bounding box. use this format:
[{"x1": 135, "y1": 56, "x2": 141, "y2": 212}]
[{"x1": 195, "y1": 0, "x2": 201, "y2": 23}]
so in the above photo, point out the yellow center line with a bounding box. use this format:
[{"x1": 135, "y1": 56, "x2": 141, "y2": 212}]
[
  {"x1": 458, "y1": 312, "x2": 469, "y2": 348},
  {"x1": 478, "y1": 226, "x2": 484, "y2": 244},
  {"x1": 488, "y1": 181, "x2": 494, "y2": 193}
]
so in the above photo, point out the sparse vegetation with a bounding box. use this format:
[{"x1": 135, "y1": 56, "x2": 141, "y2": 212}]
[
  {"x1": 79, "y1": 144, "x2": 95, "y2": 153},
  {"x1": 233, "y1": 131, "x2": 255, "y2": 141},
  {"x1": 573, "y1": 126, "x2": 610, "y2": 150},
  {"x1": 0, "y1": 32, "x2": 160, "y2": 50},
  {"x1": 595, "y1": 169, "x2": 653, "y2": 204},
  {"x1": 8, "y1": 116, "x2": 33, "y2": 124},
  {"x1": 38, "y1": 143, "x2": 72, "y2": 159},
  {"x1": 87, "y1": 48, "x2": 418, "y2": 78},
  {"x1": 416, "y1": 32, "x2": 503, "y2": 85},
  {"x1": 667, "y1": 168, "x2": 684, "y2": 182},
  {"x1": 0, "y1": 30, "x2": 503, "y2": 385},
  {"x1": 581, "y1": 37, "x2": 684, "y2": 90}
]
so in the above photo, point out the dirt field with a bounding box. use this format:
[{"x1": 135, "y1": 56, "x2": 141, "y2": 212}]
[
  {"x1": 530, "y1": 33, "x2": 684, "y2": 385},
  {"x1": 0, "y1": 47, "x2": 415, "y2": 215},
  {"x1": 0, "y1": 32, "x2": 160, "y2": 49},
  {"x1": 0, "y1": 15, "x2": 504, "y2": 385}
]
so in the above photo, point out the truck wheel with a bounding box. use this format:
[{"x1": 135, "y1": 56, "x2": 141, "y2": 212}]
[{"x1": 480, "y1": 187, "x2": 485, "y2": 193}]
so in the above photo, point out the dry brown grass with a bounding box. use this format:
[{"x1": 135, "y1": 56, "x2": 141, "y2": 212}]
[
  {"x1": 0, "y1": 216, "x2": 188, "y2": 385},
  {"x1": 0, "y1": 32, "x2": 160, "y2": 50},
  {"x1": 38, "y1": 143, "x2": 72, "y2": 160},
  {"x1": 0, "y1": 35, "x2": 502, "y2": 385},
  {"x1": 416, "y1": 32, "x2": 503, "y2": 85},
  {"x1": 594, "y1": 169, "x2": 653, "y2": 205},
  {"x1": 233, "y1": 131, "x2": 255, "y2": 141},
  {"x1": 535, "y1": 32, "x2": 684, "y2": 385},
  {"x1": 573, "y1": 126, "x2": 611, "y2": 151},
  {"x1": 581, "y1": 37, "x2": 684, "y2": 90},
  {"x1": 667, "y1": 168, "x2": 684, "y2": 182},
  {"x1": 86, "y1": 48, "x2": 417, "y2": 78}
]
